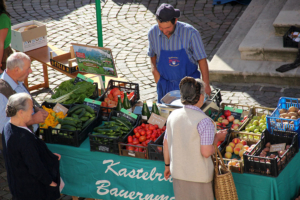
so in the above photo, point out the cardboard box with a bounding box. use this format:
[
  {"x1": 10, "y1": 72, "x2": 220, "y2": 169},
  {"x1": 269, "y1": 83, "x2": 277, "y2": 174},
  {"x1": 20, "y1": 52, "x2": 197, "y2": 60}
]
[{"x1": 11, "y1": 21, "x2": 47, "y2": 52}]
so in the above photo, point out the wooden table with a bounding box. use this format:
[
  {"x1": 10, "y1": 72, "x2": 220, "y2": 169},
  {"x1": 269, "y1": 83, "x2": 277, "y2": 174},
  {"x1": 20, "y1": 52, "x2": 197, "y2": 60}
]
[{"x1": 23, "y1": 44, "x2": 127, "y2": 92}]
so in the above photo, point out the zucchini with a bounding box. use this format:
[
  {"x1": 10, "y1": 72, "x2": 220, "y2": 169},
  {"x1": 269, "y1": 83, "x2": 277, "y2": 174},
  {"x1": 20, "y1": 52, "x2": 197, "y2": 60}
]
[
  {"x1": 68, "y1": 105, "x2": 94, "y2": 115},
  {"x1": 82, "y1": 117, "x2": 95, "y2": 129},
  {"x1": 74, "y1": 108, "x2": 84, "y2": 115},
  {"x1": 64, "y1": 117, "x2": 80, "y2": 123},
  {"x1": 115, "y1": 118, "x2": 131, "y2": 130},
  {"x1": 78, "y1": 108, "x2": 86, "y2": 118},
  {"x1": 94, "y1": 129, "x2": 113, "y2": 133},
  {"x1": 60, "y1": 125, "x2": 77, "y2": 131},
  {"x1": 84, "y1": 112, "x2": 93, "y2": 118},
  {"x1": 80, "y1": 116, "x2": 89, "y2": 121},
  {"x1": 67, "y1": 105, "x2": 84, "y2": 115},
  {"x1": 59, "y1": 119, "x2": 76, "y2": 126},
  {"x1": 72, "y1": 114, "x2": 79, "y2": 119}
]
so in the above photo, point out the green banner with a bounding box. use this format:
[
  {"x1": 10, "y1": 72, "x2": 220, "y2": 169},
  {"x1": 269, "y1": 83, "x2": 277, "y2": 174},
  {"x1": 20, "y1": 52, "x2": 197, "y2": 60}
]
[{"x1": 47, "y1": 139, "x2": 175, "y2": 199}]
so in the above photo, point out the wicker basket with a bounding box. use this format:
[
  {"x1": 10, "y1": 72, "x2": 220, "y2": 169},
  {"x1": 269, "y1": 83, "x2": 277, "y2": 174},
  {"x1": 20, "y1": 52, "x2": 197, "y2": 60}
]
[{"x1": 212, "y1": 145, "x2": 238, "y2": 200}]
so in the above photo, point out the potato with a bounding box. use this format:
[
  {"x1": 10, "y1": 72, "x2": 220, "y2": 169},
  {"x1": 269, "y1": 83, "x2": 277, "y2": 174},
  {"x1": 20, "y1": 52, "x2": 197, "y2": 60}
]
[
  {"x1": 279, "y1": 109, "x2": 287, "y2": 114},
  {"x1": 280, "y1": 113, "x2": 289, "y2": 118},
  {"x1": 291, "y1": 116, "x2": 297, "y2": 119},
  {"x1": 288, "y1": 112, "x2": 298, "y2": 118},
  {"x1": 288, "y1": 106, "x2": 298, "y2": 113}
]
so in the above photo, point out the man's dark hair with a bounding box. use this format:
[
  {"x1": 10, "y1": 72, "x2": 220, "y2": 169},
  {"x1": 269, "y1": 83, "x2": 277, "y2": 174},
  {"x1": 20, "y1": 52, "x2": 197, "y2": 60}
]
[
  {"x1": 0, "y1": 0, "x2": 10, "y2": 17},
  {"x1": 156, "y1": 15, "x2": 176, "y2": 24}
]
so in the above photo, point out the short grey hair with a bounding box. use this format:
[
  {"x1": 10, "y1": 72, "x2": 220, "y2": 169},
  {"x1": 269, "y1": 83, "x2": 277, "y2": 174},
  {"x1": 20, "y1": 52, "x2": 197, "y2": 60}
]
[
  {"x1": 179, "y1": 77, "x2": 206, "y2": 105},
  {"x1": 6, "y1": 52, "x2": 30, "y2": 71},
  {"x1": 6, "y1": 93, "x2": 32, "y2": 117}
]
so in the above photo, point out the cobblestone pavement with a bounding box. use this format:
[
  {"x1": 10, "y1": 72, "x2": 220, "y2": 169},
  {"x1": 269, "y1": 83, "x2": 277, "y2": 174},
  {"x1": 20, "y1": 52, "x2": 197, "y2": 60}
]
[{"x1": 1, "y1": 0, "x2": 300, "y2": 199}]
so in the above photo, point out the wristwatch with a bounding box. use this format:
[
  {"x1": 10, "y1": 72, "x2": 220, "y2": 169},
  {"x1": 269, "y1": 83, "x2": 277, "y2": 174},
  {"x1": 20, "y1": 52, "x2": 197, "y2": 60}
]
[{"x1": 165, "y1": 163, "x2": 170, "y2": 166}]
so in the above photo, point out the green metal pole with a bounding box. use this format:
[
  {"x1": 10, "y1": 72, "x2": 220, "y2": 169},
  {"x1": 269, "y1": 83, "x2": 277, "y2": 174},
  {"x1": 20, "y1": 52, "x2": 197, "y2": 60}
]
[{"x1": 95, "y1": 0, "x2": 105, "y2": 93}]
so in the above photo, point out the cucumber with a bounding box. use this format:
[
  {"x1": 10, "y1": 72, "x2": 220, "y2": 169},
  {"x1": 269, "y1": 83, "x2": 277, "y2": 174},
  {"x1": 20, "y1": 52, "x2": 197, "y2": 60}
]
[
  {"x1": 115, "y1": 118, "x2": 131, "y2": 130},
  {"x1": 68, "y1": 105, "x2": 94, "y2": 115},
  {"x1": 82, "y1": 117, "x2": 95, "y2": 129},
  {"x1": 67, "y1": 105, "x2": 84, "y2": 115},
  {"x1": 80, "y1": 116, "x2": 89, "y2": 121},
  {"x1": 78, "y1": 108, "x2": 86, "y2": 118},
  {"x1": 64, "y1": 117, "x2": 81, "y2": 123},
  {"x1": 94, "y1": 129, "x2": 113, "y2": 133},
  {"x1": 74, "y1": 108, "x2": 84, "y2": 115},
  {"x1": 84, "y1": 112, "x2": 93, "y2": 118},
  {"x1": 60, "y1": 125, "x2": 77, "y2": 131},
  {"x1": 59, "y1": 119, "x2": 76, "y2": 127},
  {"x1": 72, "y1": 114, "x2": 79, "y2": 119}
]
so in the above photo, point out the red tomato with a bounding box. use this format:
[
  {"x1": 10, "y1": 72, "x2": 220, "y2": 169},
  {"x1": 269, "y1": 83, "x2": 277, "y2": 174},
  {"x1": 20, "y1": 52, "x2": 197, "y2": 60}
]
[
  {"x1": 141, "y1": 141, "x2": 147, "y2": 146},
  {"x1": 152, "y1": 130, "x2": 157, "y2": 135},
  {"x1": 157, "y1": 129, "x2": 161, "y2": 135},
  {"x1": 133, "y1": 128, "x2": 139, "y2": 134},
  {"x1": 145, "y1": 140, "x2": 151, "y2": 145},
  {"x1": 136, "y1": 126, "x2": 141, "y2": 130},
  {"x1": 134, "y1": 147, "x2": 139, "y2": 152},
  {"x1": 162, "y1": 126, "x2": 166, "y2": 131},
  {"x1": 127, "y1": 136, "x2": 133, "y2": 143},
  {"x1": 137, "y1": 144, "x2": 144, "y2": 152},
  {"x1": 132, "y1": 135, "x2": 136, "y2": 139},
  {"x1": 149, "y1": 125, "x2": 155, "y2": 131},
  {"x1": 146, "y1": 134, "x2": 151, "y2": 139},
  {"x1": 139, "y1": 135, "x2": 146, "y2": 142},
  {"x1": 151, "y1": 132, "x2": 157, "y2": 139},
  {"x1": 154, "y1": 124, "x2": 159, "y2": 129},
  {"x1": 109, "y1": 88, "x2": 118, "y2": 94},
  {"x1": 140, "y1": 130, "x2": 146, "y2": 136},
  {"x1": 141, "y1": 123, "x2": 146, "y2": 128},
  {"x1": 132, "y1": 138, "x2": 139, "y2": 145},
  {"x1": 145, "y1": 124, "x2": 149, "y2": 130},
  {"x1": 128, "y1": 146, "x2": 134, "y2": 151},
  {"x1": 135, "y1": 132, "x2": 140, "y2": 138},
  {"x1": 146, "y1": 130, "x2": 152, "y2": 135},
  {"x1": 138, "y1": 128, "x2": 144, "y2": 134}
]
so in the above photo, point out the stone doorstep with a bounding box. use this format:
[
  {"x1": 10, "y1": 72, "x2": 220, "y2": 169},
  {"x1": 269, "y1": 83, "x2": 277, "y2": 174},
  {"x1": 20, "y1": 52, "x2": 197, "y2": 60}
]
[
  {"x1": 273, "y1": 0, "x2": 300, "y2": 36},
  {"x1": 238, "y1": 0, "x2": 297, "y2": 62}
]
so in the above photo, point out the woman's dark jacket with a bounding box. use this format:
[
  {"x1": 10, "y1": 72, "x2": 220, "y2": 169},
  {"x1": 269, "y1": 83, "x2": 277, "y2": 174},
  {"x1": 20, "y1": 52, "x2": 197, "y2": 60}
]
[{"x1": 2, "y1": 123, "x2": 60, "y2": 200}]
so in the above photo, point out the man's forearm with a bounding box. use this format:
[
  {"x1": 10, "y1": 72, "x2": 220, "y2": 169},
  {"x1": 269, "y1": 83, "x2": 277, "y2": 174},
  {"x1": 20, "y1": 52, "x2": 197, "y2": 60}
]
[
  {"x1": 150, "y1": 56, "x2": 160, "y2": 83},
  {"x1": 198, "y1": 58, "x2": 209, "y2": 84}
]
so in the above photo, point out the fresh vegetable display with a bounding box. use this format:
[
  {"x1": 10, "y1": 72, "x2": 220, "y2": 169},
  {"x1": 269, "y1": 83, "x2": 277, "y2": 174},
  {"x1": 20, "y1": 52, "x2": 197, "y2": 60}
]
[
  {"x1": 92, "y1": 116, "x2": 133, "y2": 142},
  {"x1": 125, "y1": 123, "x2": 166, "y2": 152},
  {"x1": 56, "y1": 104, "x2": 96, "y2": 138},
  {"x1": 45, "y1": 78, "x2": 96, "y2": 104},
  {"x1": 101, "y1": 87, "x2": 135, "y2": 111},
  {"x1": 39, "y1": 105, "x2": 67, "y2": 129}
]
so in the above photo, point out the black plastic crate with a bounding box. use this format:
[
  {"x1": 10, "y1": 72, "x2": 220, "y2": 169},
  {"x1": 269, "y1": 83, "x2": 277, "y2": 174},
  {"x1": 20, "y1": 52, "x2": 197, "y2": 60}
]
[
  {"x1": 47, "y1": 105, "x2": 102, "y2": 147},
  {"x1": 283, "y1": 26, "x2": 300, "y2": 48},
  {"x1": 98, "y1": 80, "x2": 140, "y2": 119},
  {"x1": 50, "y1": 59, "x2": 79, "y2": 74},
  {"x1": 243, "y1": 129, "x2": 298, "y2": 177},
  {"x1": 148, "y1": 131, "x2": 165, "y2": 161},
  {"x1": 89, "y1": 110, "x2": 140, "y2": 154}
]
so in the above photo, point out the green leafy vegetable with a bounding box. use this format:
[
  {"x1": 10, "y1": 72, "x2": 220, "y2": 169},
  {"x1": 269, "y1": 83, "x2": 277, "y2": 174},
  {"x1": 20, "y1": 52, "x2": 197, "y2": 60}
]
[{"x1": 45, "y1": 78, "x2": 96, "y2": 104}]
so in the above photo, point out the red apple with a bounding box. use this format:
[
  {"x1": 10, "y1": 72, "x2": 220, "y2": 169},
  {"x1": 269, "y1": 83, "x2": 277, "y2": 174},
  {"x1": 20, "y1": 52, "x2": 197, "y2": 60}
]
[
  {"x1": 227, "y1": 115, "x2": 235, "y2": 122},
  {"x1": 222, "y1": 119, "x2": 229, "y2": 125},
  {"x1": 224, "y1": 110, "x2": 231, "y2": 117},
  {"x1": 233, "y1": 119, "x2": 240, "y2": 124},
  {"x1": 232, "y1": 124, "x2": 239, "y2": 130},
  {"x1": 220, "y1": 115, "x2": 225, "y2": 119}
]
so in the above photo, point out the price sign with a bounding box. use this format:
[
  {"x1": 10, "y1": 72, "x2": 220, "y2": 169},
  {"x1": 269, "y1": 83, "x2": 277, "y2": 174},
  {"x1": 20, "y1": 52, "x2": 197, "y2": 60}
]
[
  {"x1": 74, "y1": 73, "x2": 94, "y2": 84},
  {"x1": 119, "y1": 108, "x2": 137, "y2": 125},
  {"x1": 148, "y1": 113, "x2": 167, "y2": 129},
  {"x1": 53, "y1": 103, "x2": 68, "y2": 115},
  {"x1": 270, "y1": 143, "x2": 286, "y2": 152},
  {"x1": 98, "y1": 145, "x2": 110, "y2": 152},
  {"x1": 224, "y1": 106, "x2": 243, "y2": 119},
  {"x1": 83, "y1": 98, "x2": 101, "y2": 113}
]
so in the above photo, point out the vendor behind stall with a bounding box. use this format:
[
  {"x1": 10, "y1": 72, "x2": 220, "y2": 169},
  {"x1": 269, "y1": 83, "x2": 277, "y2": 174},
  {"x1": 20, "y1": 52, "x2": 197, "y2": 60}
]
[
  {"x1": 163, "y1": 76, "x2": 226, "y2": 199},
  {"x1": 148, "y1": 3, "x2": 211, "y2": 103}
]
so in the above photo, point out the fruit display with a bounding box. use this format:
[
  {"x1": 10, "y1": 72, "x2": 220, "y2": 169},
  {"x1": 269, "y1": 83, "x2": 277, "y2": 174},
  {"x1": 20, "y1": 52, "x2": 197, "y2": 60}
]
[
  {"x1": 39, "y1": 105, "x2": 67, "y2": 129},
  {"x1": 215, "y1": 109, "x2": 247, "y2": 130},
  {"x1": 269, "y1": 106, "x2": 299, "y2": 131}
]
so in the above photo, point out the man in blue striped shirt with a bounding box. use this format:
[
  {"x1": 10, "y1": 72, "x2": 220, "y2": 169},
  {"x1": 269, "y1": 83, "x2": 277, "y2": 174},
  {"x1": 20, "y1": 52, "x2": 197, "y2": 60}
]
[{"x1": 148, "y1": 3, "x2": 211, "y2": 103}]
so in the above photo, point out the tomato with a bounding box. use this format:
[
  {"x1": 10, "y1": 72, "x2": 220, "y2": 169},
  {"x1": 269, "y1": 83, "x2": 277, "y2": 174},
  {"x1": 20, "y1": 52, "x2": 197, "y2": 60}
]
[
  {"x1": 145, "y1": 124, "x2": 149, "y2": 130},
  {"x1": 151, "y1": 132, "x2": 157, "y2": 139},
  {"x1": 136, "y1": 126, "x2": 141, "y2": 130},
  {"x1": 141, "y1": 123, "x2": 146, "y2": 128},
  {"x1": 132, "y1": 138, "x2": 139, "y2": 145},
  {"x1": 162, "y1": 126, "x2": 166, "y2": 131},
  {"x1": 146, "y1": 134, "x2": 151, "y2": 139},
  {"x1": 146, "y1": 130, "x2": 152, "y2": 135},
  {"x1": 149, "y1": 125, "x2": 155, "y2": 131},
  {"x1": 154, "y1": 124, "x2": 159, "y2": 129},
  {"x1": 138, "y1": 128, "x2": 144, "y2": 134},
  {"x1": 134, "y1": 147, "x2": 139, "y2": 152},
  {"x1": 145, "y1": 140, "x2": 151, "y2": 145},
  {"x1": 132, "y1": 135, "x2": 136, "y2": 139},
  {"x1": 140, "y1": 130, "x2": 146, "y2": 136},
  {"x1": 137, "y1": 144, "x2": 144, "y2": 152},
  {"x1": 157, "y1": 129, "x2": 161, "y2": 135},
  {"x1": 127, "y1": 136, "x2": 133, "y2": 143},
  {"x1": 128, "y1": 146, "x2": 134, "y2": 151},
  {"x1": 133, "y1": 128, "x2": 139, "y2": 134},
  {"x1": 109, "y1": 87, "x2": 118, "y2": 94},
  {"x1": 141, "y1": 141, "x2": 147, "y2": 146},
  {"x1": 135, "y1": 132, "x2": 140, "y2": 138},
  {"x1": 139, "y1": 135, "x2": 146, "y2": 142},
  {"x1": 152, "y1": 130, "x2": 157, "y2": 135}
]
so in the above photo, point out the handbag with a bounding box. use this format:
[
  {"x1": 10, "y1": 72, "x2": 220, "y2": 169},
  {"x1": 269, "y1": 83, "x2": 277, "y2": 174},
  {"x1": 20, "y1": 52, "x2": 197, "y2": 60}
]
[{"x1": 212, "y1": 145, "x2": 238, "y2": 200}]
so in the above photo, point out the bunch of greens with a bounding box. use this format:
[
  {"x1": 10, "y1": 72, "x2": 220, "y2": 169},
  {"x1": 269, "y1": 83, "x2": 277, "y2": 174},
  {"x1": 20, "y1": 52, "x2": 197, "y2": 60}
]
[{"x1": 46, "y1": 78, "x2": 96, "y2": 104}]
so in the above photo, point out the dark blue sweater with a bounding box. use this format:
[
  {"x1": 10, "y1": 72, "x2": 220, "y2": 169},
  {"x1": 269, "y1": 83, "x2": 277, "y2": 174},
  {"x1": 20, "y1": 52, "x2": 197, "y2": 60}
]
[{"x1": 2, "y1": 123, "x2": 60, "y2": 200}]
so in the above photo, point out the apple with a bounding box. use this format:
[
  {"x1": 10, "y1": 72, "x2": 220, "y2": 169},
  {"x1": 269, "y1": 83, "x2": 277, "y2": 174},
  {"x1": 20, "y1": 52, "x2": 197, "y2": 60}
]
[
  {"x1": 239, "y1": 149, "x2": 246, "y2": 157},
  {"x1": 218, "y1": 117, "x2": 223, "y2": 123},
  {"x1": 224, "y1": 110, "x2": 231, "y2": 117},
  {"x1": 225, "y1": 152, "x2": 232, "y2": 159},
  {"x1": 222, "y1": 119, "x2": 229, "y2": 125},
  {"x1": 234, "y1": 147, "x2": 241, "y2": 155},
  {"x1": 233, "y1": 119, "x2": 240, "y2": 124},
  {"x1": 215, "y1": 122, "x2": 221, "y2": 126},
  {"x1": 226, "y1": 145, "x2": 234, "y2": 153},
  {"x1": 240, "y1": 140, "x2": 247, "y2": 146},
  {"x1": 236, "y1": 143, "x2": 244, "y2": 150},
  {"x1": 232, "y1": 124, "x2": 239, "y2": 130},
  {"x1": 229, "y1": 142, "x2": 235, "y2": 148},
  {"x1": 232, "y1": 138, "x2": 240, "y2": 144},
  {"x1": 227, "y1": 115, "x2": 235, "y2": 122},
  {"x1": 220, "y1": 115, "x2": 225, "y2": 119}
]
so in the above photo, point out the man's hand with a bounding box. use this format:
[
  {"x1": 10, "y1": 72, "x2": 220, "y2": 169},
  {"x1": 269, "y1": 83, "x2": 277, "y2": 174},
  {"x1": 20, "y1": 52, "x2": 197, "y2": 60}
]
[
  {"x1": 205, "y1": 84, "x2": 211, "y2": 97},
  {"x1": 53, "y1": 153, "x2": 61, "y2": 160},
  {"x1": 164, "y1": 166, "x2": 171, "y2": 180}
]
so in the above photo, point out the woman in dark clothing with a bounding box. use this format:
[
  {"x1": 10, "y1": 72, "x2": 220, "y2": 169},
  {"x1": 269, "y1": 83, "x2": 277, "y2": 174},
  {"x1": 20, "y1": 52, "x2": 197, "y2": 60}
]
[{"x1": 2, "y1": 93, "x2": 61, "y2": 200}]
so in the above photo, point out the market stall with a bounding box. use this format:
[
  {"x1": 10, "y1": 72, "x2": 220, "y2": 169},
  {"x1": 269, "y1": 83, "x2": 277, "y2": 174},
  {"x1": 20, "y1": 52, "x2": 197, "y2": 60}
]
[{"x1": 46, "y1": 137, "x2": 300, "y2": 200}]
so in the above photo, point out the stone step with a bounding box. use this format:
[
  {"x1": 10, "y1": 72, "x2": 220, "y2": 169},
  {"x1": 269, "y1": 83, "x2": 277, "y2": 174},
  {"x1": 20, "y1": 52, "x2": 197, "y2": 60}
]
[
  {"x1": 273, "y1": 0, "x2": 300, "y2": 36},
  {"x1": 208, "y1": 0, "x2": 300, "y2": 86},
  {"x1": 238, "y1": 0, "x2": 298, "y2": 63}
]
